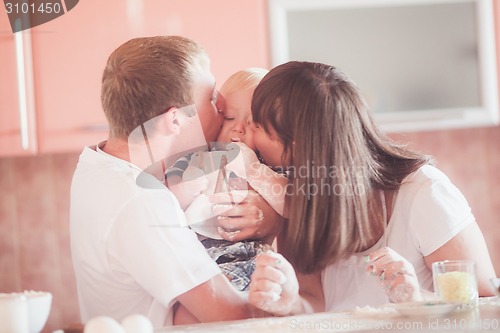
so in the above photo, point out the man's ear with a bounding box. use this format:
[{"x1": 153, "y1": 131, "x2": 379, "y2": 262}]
[{"x1": 163, "y1": 107, "x2": 181, "y2": 135}]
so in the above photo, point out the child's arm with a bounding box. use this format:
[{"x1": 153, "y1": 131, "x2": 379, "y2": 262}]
[
  {"x1": 167, "y1": 173, "x2": 208, "y2": 210},
  {"x1": 226, "y1": 142, "x2": 288, "y2": 217},
  {"x1": 166, "y1": 154, "x2": 208, "y2": 210}
]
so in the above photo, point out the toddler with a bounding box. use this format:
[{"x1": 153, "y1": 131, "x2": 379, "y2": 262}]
[{"x1": 166, "y1": 68, "x2": 287, "y2": 291}]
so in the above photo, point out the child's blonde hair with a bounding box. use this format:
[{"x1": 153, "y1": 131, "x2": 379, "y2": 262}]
[{"x1": 220, "y1": 68, "x2": 269, "y2": 96}]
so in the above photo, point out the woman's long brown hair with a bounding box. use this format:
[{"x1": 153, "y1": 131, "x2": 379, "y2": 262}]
[{"x1": 252, "y1": 61, "x2": 432, "y2": 274}]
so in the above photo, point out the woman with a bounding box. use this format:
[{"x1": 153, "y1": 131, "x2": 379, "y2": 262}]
[{"x1": 236, "y1": 61, "x2": 496, "y2": 315}]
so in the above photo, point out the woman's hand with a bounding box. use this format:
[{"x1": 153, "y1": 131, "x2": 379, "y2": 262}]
[
  {"x1": 209, "y1": 189, "x2": 283, "y2": 244},
  {"x1": 366, "y1": 247, "x2": 422, "y2": 303},
  {"x1": 249, "y1": 251, "x2": 301, "y2": 316}
]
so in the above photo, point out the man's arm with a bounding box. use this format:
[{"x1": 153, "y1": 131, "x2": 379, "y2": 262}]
[
  {"x1": 174, "y1": 273, "x2": 266, "y2": 325},
  {"x1": 248, "y1": 251, "x2": 322, "y2": 316}
]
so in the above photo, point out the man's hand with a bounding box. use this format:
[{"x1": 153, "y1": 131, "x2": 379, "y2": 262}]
[{"x1": 249, "y1": 251, "x2": 302, "y2": 316}]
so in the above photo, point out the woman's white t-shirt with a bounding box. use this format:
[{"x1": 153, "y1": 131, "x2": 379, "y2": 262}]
[{"x1": 321, "y1": 165, "x2": 475, "y2": 312}]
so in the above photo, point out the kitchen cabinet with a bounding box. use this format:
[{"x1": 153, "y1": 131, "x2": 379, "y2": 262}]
[{"x1": 0, "y1": 0, "x2": 269, "y2": 156}]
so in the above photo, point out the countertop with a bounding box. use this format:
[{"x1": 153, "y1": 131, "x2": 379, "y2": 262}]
[{"x1": 157, "y1": 298, "x2": 500, "y2": 333}]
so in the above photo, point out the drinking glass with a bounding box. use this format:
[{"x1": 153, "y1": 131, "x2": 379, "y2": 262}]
[{"x1": 432, "y1": 260, "x2": 478, "y2": 308}]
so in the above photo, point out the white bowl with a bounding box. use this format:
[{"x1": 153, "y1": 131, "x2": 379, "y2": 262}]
[
  {"x1": 0, "y1": 293, "x2": 29, "y2": 333},
  {"x1": 490, "y1": 278, "x2": 500, "y2": 298},
  {"x1": 394, "y1": 301, "x2": 460, "y2": 317},
  {"x1": 24, "y1": 291, "x2": 52, "y2": 333}
]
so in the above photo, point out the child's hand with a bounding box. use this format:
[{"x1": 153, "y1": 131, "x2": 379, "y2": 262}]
[
  {"x1": 366, "y1": 247, "x2": 422, "y2": 303},
  {"x1": 249, "y1": 251, "x2": 300, "y2": 316}
]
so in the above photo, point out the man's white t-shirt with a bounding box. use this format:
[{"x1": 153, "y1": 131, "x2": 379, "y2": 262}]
[
  {"x1": 322, "y1": 165, "x2": 475, "y2": 312},
  {"x1": 70, "y1": 145, "x2": 220, "y2": 326}
]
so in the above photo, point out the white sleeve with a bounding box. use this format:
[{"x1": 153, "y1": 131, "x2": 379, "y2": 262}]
[
  {"x1": 106, "y1": 189, "x2": 221, "y2": 306},
  {"x1": 408, "y1": 173, "x2": 475, "y2": 256}
]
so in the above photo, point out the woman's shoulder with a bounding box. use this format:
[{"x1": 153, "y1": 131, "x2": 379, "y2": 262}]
[
  {"x1": 396, "y1": 164, "x2": 460, "y2": 208},
  {"x1": 401, "y1": 164, "x2": 450, "y2": 186},
  {"x1": 396, "y1": 164, "x2": 470, "y2": 220}
]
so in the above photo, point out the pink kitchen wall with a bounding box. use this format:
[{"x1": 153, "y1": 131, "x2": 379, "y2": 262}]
[
  {"x1": 0, "y1": 154, "x2": 81, "y2": 332},
  {"x1": 390, "y1": 127, "x2": 500, "y2": 274}
]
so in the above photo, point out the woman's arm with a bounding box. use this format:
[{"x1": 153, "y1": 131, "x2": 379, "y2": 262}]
[{"x1": 424, "y1": 222, "x2": 496, "y2": 296}]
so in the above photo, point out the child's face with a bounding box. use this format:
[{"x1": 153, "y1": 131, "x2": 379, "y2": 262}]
[{"x1": 216, "y1": 89, "x2": 256, "y2": 150}]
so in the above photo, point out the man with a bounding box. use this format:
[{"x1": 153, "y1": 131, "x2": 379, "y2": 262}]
[{"x1": 70, "y1": 36, "x2": 280, "y2": 327}]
